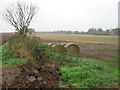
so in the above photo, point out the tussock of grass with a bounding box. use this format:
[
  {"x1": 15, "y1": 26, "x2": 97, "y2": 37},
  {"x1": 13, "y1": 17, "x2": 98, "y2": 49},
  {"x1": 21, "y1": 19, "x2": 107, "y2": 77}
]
[{"x1": 59, "y1": 57, "x2": 119, "y2": 88}]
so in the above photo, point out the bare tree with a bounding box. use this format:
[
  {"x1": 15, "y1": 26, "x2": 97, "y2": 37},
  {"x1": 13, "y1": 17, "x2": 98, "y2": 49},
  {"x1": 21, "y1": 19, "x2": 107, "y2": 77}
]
[{"x1": 3, "y1": 1, "x2": 38, "y2": 35}]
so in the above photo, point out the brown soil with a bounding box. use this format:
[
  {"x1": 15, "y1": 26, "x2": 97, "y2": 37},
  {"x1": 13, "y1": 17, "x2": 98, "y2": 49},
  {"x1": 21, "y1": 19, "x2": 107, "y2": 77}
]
[
  {"x1": 79, "y1": 43, "x2": 118, "y2": 61},
  {"x1": 2, "y1": 62, "x2": 62, "y2": 88}
]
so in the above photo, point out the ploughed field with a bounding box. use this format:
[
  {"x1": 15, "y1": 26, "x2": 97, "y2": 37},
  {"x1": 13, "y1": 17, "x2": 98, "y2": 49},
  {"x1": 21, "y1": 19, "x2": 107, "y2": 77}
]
[{"x1": 33, "y1": 33, "x2": 118, "y2": 62}]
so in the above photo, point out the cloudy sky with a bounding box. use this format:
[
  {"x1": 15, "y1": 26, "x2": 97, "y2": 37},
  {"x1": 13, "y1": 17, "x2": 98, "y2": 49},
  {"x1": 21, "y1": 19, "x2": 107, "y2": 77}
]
[{"x1": 0, "y1": 0, "x2": 119, "y2": 32}]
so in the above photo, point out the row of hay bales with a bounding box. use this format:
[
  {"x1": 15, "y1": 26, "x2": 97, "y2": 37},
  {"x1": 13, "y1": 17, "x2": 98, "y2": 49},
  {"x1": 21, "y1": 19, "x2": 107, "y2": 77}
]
[{"x1": 46, "y1": 42, "x2": 80, "y2": 57}]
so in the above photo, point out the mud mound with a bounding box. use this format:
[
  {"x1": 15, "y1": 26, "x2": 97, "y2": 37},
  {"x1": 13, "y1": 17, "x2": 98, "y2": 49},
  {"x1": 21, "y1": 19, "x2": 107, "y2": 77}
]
[
  {"x1": 2, "y1": 63, "x2": 62, "y2": 88},
  {"x1": 2, "y1": 66, "x2": 21, "y2": 86}
]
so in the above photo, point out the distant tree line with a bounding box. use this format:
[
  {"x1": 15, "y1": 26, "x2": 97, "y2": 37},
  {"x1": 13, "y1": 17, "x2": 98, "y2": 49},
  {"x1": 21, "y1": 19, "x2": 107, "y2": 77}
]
[
  {"x1": 43, "y1": 28, "x2": 120, "y2": 36},
  {"x1": 86, "y1": 28, "x2": 119, "y2": 35},
  {"x1": 52, "y1": 30, "x2": 80, "y2": 34}
]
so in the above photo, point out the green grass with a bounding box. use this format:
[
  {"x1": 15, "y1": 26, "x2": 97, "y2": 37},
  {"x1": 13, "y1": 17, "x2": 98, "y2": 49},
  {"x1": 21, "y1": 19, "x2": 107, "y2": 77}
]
[
  {"x1": 59, "y1": 57, "x2": 119, "y2": 88},
  {"x1": 109, "y1": 59, "x2": 119, "y2": 65},
  {"x1": 0, "y1": 42, "x2": 19, "y2": 61},
  {"x1": 65, "y1": 40, "x2": 117, "y2": 45},
  {"x1": 58, "y1": 82, "x2": 70, "y2": 88},
  {"x1": 0, "y1": 42, "x2": 28, "y2": 70},
  {"x1": 0, "y1": 42, "x2": 10, "y2": 61},
  {"x1": 1, "y1": 58, "x2": 28, "y2": 70}
]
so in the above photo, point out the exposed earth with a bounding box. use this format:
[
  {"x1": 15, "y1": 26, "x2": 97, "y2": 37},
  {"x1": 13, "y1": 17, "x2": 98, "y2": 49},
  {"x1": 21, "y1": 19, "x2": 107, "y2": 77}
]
[{"x1": 2, "y1": 62, "x2": 62, "y2": 88}]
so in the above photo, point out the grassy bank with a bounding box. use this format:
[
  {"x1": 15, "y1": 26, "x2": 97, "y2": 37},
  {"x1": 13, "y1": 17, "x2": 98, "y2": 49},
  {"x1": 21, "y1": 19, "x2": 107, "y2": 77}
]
[{"x1": 1, "y1": 35, "x2": 55, "y2": 70}]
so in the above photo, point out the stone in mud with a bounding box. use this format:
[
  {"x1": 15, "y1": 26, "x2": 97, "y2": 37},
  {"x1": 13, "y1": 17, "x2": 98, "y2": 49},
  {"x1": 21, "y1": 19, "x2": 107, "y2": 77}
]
[{"x1": 27, "y1": 76, "x2": 36, "y2": 82}]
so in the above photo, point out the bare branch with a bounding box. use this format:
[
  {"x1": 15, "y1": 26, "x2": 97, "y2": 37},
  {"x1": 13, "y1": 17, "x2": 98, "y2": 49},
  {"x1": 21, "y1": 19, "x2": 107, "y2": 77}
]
[{"x1": 3, "y1": 1, "x2": 38, "y2": 35}]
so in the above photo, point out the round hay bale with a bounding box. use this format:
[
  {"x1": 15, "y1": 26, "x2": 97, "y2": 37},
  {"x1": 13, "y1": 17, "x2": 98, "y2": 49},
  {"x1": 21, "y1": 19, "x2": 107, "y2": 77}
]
[
  {"x1": 47, "y1": 43, "x2": 54, "y2": 46},
  {"x1": 64, "y1": 43, "x2": 80, "y2": 57},
  {"x1": 51, "y1": 44, "x2": 56, "y2": 47},
  {"x1": 54, "y1": 44, "x2": 67, "y2": 54},
  {"x1": 60, "y1": 43, "x2": 66, "y2": 46},
  {"x1": 44, "y1": 43, "x2": 47, "y2": 45}
]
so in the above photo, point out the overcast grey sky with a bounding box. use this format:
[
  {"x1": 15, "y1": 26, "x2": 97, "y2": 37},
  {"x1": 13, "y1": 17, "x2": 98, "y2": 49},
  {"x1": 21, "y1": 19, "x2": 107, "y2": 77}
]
[{"x1": 0, "y1": 0, "x2": 119, "y2": 32}]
